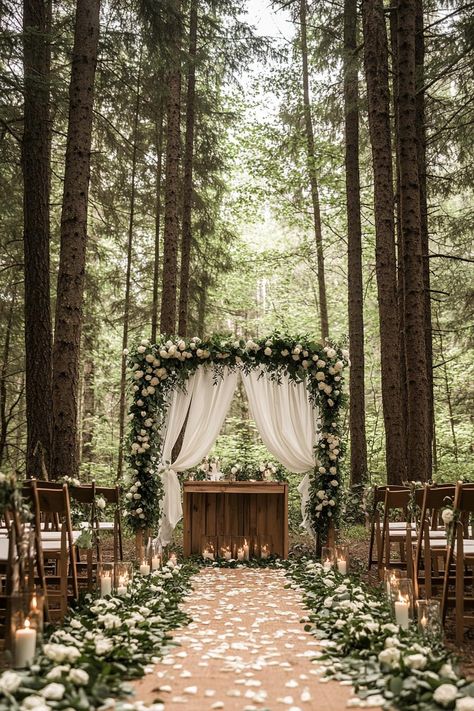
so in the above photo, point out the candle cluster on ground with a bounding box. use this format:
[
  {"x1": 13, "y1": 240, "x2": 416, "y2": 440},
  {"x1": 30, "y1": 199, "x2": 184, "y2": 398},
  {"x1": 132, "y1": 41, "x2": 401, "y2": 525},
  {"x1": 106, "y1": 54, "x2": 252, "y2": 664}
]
[{"x1": 201, "y1": 536, "x2": 272, "y2": 562}]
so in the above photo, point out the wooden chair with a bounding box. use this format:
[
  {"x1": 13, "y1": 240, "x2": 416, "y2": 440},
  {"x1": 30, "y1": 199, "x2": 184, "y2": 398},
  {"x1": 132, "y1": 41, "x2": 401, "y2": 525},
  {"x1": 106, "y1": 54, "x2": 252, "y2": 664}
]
[
  {"x1": 368, "y1": 485, "x2": 409, "y2": 570},
  {"x1": 68, "y1": 482, "x2": 97, "y2": 590},
  {"x1": 30, "y1": 482, "x2": 79, "y2": 621},
  {"x1": 410, "y1": 484, "x2": 454, "y2": 599},
  {"x1": 95, "y1": 485, "x2": 123, "y2": 561},
  {"x1": 441, "y1": 482, "x2": 474, "y2": 643},
  {"x1": 379, "y1": 487, "x2": 413, "y2": 576}
]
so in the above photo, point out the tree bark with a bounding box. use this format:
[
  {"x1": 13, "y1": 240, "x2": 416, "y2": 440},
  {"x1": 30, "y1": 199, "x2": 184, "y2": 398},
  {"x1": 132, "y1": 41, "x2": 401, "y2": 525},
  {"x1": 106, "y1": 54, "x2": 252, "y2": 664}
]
[
  {"x1": 397, "y1": 0, "x2": 430, "y2": 481},
  {"x1": 178, "y1": 0, "x2": 198, "y2": 337},
  {"x1": 22, "y1": 0, "x2": 53, "y2": 478},
  {"x1": 160, "y1": 2, "x2": 182, "y2": 336},
  {"x1": 415, "y1": 0, "x2": 434, "y2": 472},
  {"x1": 81, "y1": 331, "x2": 95, "y2": 463},
  {"x1": 344, "y1": 0, "x2": 368, "y2": 490},
  {"x1": 362, "y1": 0, "x2": 405, "y2": 484},
  {"x1": 117, "y1": 48, "x2": 142, "y2": 483},
  {"x1": 51, "y1": 0, "x2": 100, "y2": 479},
  {"x1": 0, "y1": 290, "x2": 15, "y2": 467},
  {"x1": 151, "y1": 100, "x2": 164, "y2": 344},
  {"x1": 299, "y1": 0, "x2": 329, "y2": 341}
]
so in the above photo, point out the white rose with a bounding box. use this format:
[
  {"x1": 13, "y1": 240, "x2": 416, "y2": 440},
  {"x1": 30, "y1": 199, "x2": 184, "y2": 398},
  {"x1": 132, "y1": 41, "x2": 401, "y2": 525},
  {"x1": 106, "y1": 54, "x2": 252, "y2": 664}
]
[
  {"x1": 95, "y1": 638, "x2": 114, "y2": 656},
  {"x1": 317, "y1": 490, "x2": 326, "y2": 500},
  {"x1": 281, "y1": 349, "x2": 289, "y2": 356},
  {"x1": 46, "y1": 665, "x2": 69, "y2": 681},
  {"x1": 330, "y1": 480, "x2": 338, "y2": 486},
  {"x1": 442, "y1": 508, "x2": 454, "y2": 524},
  {"x1": 40, "y1": 682, "x2": 65, "y2": 700},
  {"x1": 318, "y1": 466, "x2": 326, "y2": 474},
  {"x1": 328, "y1": 499, "x2": 336, "y2": 506},
  {"x1": 264, "y1": 347, "x2": 272, "y2": 356},
  {"x1": 137, "y1": 346, "x2": 146, "y2": 354},
  {"x1": 68, "y1": 668, "x2": 89, "y2": 686},
  {"x1": 456, "y1": 698, "x2": 474, "y2": 711},
  {"x1": 440, "y1": 663, "x2": 458, "y2": 681},
  {"x1": 329, "y1": 466, "x2": 337, "y2": 475},
  {"x1": 96, "y1": 496, "x2": 106, "y2": 510},
  {"x1": 0, "y1": 670, "x2": 22, "y2": 693},
  {"x1": 404, "y1": 653, "x2": 427, "y2": 670},
  {"x1": 327, "y1": 398, "x2": 334, "y2": 407},
  {"x1": 21, "y1": 696, "x2": 49, "y2": 710},
  {"x1": 316, "y1": 371, "x2": 325, "y2": 381},
  {"x1": 145, "y1": 354, "x2": 154, "y2": 363},
  {"x1": 231, "y1": 466, "x2": 238, "y2": 474},
  {"x1": 326, "y1": 348, "x2": 336, "y2": 358},
  {"x1": 323, "y1": 597, "x2": 333, "y2": 608},
  {"x1": 378, "y1": 647, "x2": 400, "y2": 668},
  {"x1": 134, "y1": 370, "x2": 144, "y2": 379},
  {"x1": 433, "y1": 684, "x2": 459, "y2": 707}
]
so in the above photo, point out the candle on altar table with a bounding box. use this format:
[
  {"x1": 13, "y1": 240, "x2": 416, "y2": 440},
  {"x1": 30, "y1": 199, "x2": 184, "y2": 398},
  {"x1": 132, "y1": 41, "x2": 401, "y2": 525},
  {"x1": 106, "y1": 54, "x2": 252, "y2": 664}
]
[
  {"x1": 337, "y1": 558, "x2": 347, "y2": 574},
  {"x1": 15, "y1": 618, "x2": 36, "y2": 668},
  {"x1": 243, "y1": 539, "x2": 250, "y2": 561},
  {"x1": 151, "y1": 555, "x2": 161, "y2": 570},
  {"x1": 139, "y1": 561, "x2": 151, "y2": 575},
  {"x1": 100, "y1": 573, "x2": 112, "y2": 596},
  {"x1": 395, "y1": 594, "x2": 410, "y2": 629},
  {"x1": 237, "y1": 546, "x2": 245, "y2": 561},
  {"x1": 261, "y1": 544, "x2": 270, "y2": 560}
]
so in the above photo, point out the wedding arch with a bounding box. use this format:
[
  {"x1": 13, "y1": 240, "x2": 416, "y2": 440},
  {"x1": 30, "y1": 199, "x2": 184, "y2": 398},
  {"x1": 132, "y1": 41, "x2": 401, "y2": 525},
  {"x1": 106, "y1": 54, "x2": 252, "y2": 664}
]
[{"x1": 123, "y1": 333, "x2": 349, "y2": 544}]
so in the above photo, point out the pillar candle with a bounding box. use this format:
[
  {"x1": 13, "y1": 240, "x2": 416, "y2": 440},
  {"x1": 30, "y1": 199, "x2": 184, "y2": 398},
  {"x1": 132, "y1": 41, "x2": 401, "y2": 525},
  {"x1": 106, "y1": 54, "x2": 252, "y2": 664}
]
[{"x1": 15, "y1": 620, "x2": 36, "y2": 668}]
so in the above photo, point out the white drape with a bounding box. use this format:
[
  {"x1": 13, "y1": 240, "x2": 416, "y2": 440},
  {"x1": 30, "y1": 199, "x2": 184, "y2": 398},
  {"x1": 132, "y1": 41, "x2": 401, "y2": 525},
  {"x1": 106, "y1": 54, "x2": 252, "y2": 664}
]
[
  {"x1": 241, "y1": 367, "x2": 318, "y2": 533},
  {"x1": 158, "y1": 366, "x2": 238, "y2": 545}
]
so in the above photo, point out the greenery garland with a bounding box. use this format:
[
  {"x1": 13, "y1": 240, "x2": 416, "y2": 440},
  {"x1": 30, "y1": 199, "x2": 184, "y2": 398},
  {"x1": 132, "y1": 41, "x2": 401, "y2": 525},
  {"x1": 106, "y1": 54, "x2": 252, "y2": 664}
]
[
  {"x1": 0, "y1": 561, "x2": 197, "y2": 710},
  {"x1": 285, "y1": 557, "x2": 474, "y2": 710},
  {"x1": 124, "y1": 332, "x2": 348, "y2": 541}
]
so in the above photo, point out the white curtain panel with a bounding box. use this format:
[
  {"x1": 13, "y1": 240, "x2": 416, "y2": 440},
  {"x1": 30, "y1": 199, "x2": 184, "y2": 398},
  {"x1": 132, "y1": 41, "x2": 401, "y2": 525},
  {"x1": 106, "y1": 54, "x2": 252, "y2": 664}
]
[
  {"x1": 242, "y1": 367, "x2": 318, "y2": 534},
  {"x1": 158, "y1": 366, "x2": 238, "y2": 545}
]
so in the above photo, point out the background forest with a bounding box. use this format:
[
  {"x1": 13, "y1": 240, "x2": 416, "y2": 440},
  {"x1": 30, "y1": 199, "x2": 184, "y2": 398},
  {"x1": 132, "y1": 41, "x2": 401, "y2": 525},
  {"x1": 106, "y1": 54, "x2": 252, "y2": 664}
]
[{"x1": 0, "y1": 0, "x2": 472, "y2": 503}]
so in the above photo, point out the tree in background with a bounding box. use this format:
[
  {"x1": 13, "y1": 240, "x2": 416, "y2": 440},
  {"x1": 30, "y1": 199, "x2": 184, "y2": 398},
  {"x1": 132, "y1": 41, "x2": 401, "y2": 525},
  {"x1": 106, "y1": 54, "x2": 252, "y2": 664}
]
[
  {"x1": 22, "y1": 0, "x2": 52, "y2": 478},
  {"x1": 52, "y1": 0, "x2": 100, "y2": 479}
]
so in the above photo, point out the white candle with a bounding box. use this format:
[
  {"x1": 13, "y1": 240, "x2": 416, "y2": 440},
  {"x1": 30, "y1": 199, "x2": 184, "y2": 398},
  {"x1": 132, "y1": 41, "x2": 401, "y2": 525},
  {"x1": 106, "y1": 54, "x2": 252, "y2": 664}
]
[
  {"x1": 395, "y1": 598, "x2": 410, "y2": 629},
  {"x1": 222, "y1": 548, "x2": 232, "y2": 561},
  {"x1": 139, "y1": 563, "x2": 150, "y2": 575},
  {"x1": 323, "y1": 559, "x2": 332, "y2": 572},
  {"x1": 100, "y1": 575, "x2": 112, "y2": 596},
  {"x1": 117, "y1": 585, "x2": 127, "y2": 596},
  {"x1": 243, "y1": 540, "x2": 250, "y2": 561},
  {"x1": 203, "y1": 548, "x2": 215, "y2": 561},
  {"x1": 237, "y1": 547, "x2": 245, "y2": 561},
  {"x1": 151, "y1": 556, "x2": 161, "y2": 570},
  {"x1": 15, "y1": 619, "x2": 36, "y2": 668},
  {"x1": 169, "y1": 553, "x2": 177, "y2": 566},
  {"x1": 261, "y1": 545, "x2": 270, "y2": 560},
  {"x1": 337, "y1": 559, "x2": 347, "y2": 574}
]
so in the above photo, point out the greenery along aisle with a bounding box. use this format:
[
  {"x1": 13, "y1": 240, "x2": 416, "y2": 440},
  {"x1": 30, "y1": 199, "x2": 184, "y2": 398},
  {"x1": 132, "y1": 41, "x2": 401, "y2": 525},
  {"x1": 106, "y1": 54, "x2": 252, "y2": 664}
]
[
  {"x1": 0, "y1": 561, "x2": 197, "y2": 711},
  {"x1": 286, "y1": 558, "x2": 474, "y2": 710},
  {"x1": 125, "y1": 333, "x2": 349, "y2": 541}
]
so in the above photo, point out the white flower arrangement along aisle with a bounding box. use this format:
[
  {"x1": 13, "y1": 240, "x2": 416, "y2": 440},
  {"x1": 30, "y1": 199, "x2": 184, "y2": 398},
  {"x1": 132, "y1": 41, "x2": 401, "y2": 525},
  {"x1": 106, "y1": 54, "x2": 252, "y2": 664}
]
[
  {"x1": 286, "y1": 558, "x2": 474, "y2": 711},
  {"x1": 0, "y1": 561, "x2": 197, "y2": 711},
  {"x1": 124, "y1": 332, "x2": 349, "y2": 541}
]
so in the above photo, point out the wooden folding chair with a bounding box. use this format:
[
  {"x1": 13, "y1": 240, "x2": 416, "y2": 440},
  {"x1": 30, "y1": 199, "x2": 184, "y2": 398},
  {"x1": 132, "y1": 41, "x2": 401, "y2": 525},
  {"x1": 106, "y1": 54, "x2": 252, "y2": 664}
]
[
  {"x1": 30, "y1": 482, "x2": 79, "y2": 621},
  {"x1": 368, "y1": 485, "x2": 409, "y2": 570},
  {"x1": 68, "y1": 482, "x2": 97, "y2": 590},
  {"x1": 95, "y1": 485, "x2": 123, "y2": 561},
  {"x1": 441, "y1": 482, "x2": 474, "y2": 643},
  {"x1": 379, "y1": 488, "x2": 414, "y2": 576}
]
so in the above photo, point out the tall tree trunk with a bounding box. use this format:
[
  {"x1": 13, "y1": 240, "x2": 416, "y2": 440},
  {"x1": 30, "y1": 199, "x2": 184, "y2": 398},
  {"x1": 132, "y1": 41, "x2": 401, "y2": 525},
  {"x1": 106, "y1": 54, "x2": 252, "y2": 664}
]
[
  {"x1": 397, "y1": 0, "x2": 430, "y2": 481},
  {"x1": 344, "y1": 0, "x2": 367, "y2": 490},
  {"x1": 415, "y1": 0, "x2": 434, "y2": 472},
  {"x1": 299, "y1": 0, "x2": 329, "y2": 341},
  {"x1": 389, "y1": 0, "x2": 409, "y2": 474},
  {"x1": 151, "y1": 101, "x2": 164, "y2": 344},
  {"x1": 117, "y1": 48, "x2": 142, "y2": 482},
  {"x1": 160, "y1": 3, "x2": 182, "y2": 335},
  {"x1": 178, "y1": 0, "x2": 198, "y2": 337},
  {"x1": 436, "y1": 312, "x2": 458, "y2": 463},
  {"x1": 362, "y1": 0, "x2": 405, "y2": 484},
  {"x1": 81, "y1": 331, "x2": 95, "y2": 463},
  {"x1": 0, "y1": 290, "x2": 15, "y2": 467},
  {"x1": 22, "y1": 0, "x2": 53, "y2": 478},
  {"x1": 51, "y1": 0, "x2": 100, "y2": 480}
]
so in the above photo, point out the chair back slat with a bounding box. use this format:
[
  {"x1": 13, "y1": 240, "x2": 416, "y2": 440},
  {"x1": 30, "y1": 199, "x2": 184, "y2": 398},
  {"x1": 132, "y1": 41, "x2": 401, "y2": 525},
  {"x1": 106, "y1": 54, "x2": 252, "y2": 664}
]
[
  {"x1": 95, "y1": 485, "x2": 120, "y2": 504},
  {"x1": 69, "y1": 483, "x2": 96, "y2": 505},
  {"x1": 384, "y1": 488, "x2": 411, "y2": 510},
  {"x1": 454, "y1": 482, "x2": 474, "y2": 515}
]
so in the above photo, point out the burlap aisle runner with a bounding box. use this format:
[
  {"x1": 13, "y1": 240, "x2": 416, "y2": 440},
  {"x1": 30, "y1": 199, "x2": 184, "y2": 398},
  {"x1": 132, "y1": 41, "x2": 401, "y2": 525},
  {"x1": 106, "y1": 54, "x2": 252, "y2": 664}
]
[{"x1": 133, "y1": 567, "x2": 361, "y2": 710}]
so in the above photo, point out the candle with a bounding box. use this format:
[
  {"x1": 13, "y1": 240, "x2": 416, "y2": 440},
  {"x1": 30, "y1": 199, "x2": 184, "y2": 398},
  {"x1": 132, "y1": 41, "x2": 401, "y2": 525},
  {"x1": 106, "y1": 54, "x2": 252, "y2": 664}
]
[
  {"x1": 243, "y1": 539, "x2": 250, "y2": 561},
  {"x1": 261, "y1": 544, "x2": 270, "y2": 560},
  {"x1": 151, "y1": 556, "x2": 161, "y2": 570},
  {"x1": 100, "y1": 574, "x2": 112, "y2": 596},
  {"x1": 168, "y1": 553, "x2": 177, "y2": 567},
  {"x1": 221, "y1": 547, "x2": 232, "y2": 561},
  {"x1": 15, "y1": 619, "x2": 36, "y2": 668},
  {"x1": 237, "y1": 546, "x2": 245, "y2": 561},
  {"x1": 203, "y1": 547, "x2": 215, "y2": 561},
  {"x1": 323, "y1": 558, "x2": 332, "y2": 572},
  {"x1": 337, "y1": 559, "x2": 347, "y2": 574},
  {"x1": 395, "y1": 595, "x2": 410, "y2": 629},
  {"x1": 139, "y1": 562, "x2": 150, "y2": 575},
  {"x1": 116, "y1": 575, "x2": 128, "y2": 596}
]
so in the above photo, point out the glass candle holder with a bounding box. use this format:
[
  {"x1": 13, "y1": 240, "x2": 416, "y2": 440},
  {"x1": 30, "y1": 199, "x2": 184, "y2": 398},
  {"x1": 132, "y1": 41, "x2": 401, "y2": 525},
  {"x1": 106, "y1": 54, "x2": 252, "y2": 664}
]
[
  {"x1": 151, "y1": 540, "x2": 162, "y2": 571},
  {"x1": 218, "y1": 536, "x2": 233, "y2": 561},
  {"x1": 260, "y1": 537, "x2": 273, "y2": 561},
  {"x1": 416, "y1": 599, "x2": 443, "y2": 641},
  {"x1": 335, "y1": 545, "x2": 349, "y2": 574},
  {"x1": 167, "y1": 550, "x2": 178, "y2": 568},
  {"x1": 9, "y1": 591, "x2": 43, "y2": 669},
  {"x1": 393, "y1": 578, "x2": 414, "y2": 630},
  {"x1": 114, "y1": 561, "x2": 133, "y2": 595},
  {"x1": 201, "y1": 536, "x2": 217, "y2": 561},
  {"x1": 384, "y1": 569, "x2": 405, "y2": 602},
  {"x1": 321, "y1": 546, "x2": 335, "y2": 571},
  {"x1": 97, "y1": 562, "x2": 114, "y2": 595},
  {"x1": 233, "y1": 537, "x2": 250, "y2": 562}
]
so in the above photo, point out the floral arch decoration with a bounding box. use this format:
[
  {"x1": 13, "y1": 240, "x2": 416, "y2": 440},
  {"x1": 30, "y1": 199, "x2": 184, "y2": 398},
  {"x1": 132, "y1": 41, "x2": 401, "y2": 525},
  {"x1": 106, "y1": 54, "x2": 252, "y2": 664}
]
[{"x1": 124, "y1": 333, "x2": 349, "y2": 542}]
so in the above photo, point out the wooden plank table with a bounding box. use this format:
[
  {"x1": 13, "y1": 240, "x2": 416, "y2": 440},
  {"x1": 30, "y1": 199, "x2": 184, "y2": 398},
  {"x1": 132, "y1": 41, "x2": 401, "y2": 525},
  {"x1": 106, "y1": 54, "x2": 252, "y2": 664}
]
[{"x1": 183, "y1": 481, "x2": 289, "y2": 559}]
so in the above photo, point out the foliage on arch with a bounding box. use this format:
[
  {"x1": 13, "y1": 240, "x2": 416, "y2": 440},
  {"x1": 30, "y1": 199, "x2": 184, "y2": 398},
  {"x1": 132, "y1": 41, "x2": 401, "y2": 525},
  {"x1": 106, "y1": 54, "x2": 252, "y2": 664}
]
[{"x1": 124, "y1": 332, "x2": 349, "y2": 541}]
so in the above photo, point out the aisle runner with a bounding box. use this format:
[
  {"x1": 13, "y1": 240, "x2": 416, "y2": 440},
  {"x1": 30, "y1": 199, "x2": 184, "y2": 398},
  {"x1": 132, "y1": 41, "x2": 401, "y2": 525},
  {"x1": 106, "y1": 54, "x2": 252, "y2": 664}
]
[{"x1": 133, "y1": 567, "x2": 357, "y2": 710}]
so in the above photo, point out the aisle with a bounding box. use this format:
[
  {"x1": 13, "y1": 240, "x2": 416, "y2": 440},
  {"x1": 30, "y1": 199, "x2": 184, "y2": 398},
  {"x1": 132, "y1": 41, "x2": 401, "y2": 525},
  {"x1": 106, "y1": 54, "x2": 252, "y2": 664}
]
[{"x1": 133, "y1": 567, "x2": 358, "y2": 710}]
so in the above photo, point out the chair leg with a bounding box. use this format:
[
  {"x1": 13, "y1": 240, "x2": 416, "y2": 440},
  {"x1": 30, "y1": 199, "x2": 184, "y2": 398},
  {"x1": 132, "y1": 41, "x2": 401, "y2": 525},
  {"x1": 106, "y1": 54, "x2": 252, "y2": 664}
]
[{"x1": 456, "y1": 549, "x2": 464, "y2": 645}]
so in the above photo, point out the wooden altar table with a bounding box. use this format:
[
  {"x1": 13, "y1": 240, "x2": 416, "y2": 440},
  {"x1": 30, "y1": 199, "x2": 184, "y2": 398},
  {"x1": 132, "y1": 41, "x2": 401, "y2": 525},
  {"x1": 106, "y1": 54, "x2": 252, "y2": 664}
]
[{"x1": 183, "y1": 480, "x2": 289, "y2": 558}]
